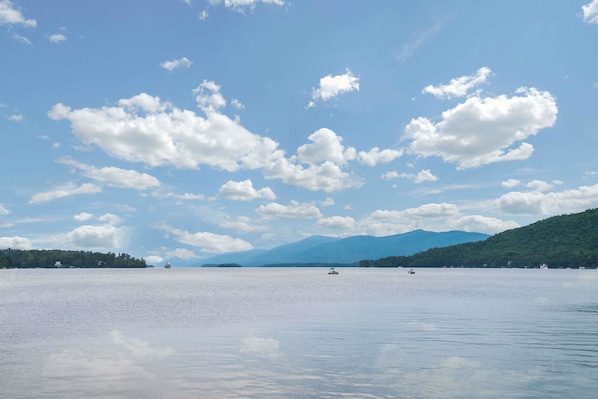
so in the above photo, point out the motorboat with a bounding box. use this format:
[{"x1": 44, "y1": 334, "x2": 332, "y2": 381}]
[
  {"x1": 328, "y1": 268, "x2": 339, "y2": 275},
  {"x1": 408, "y1": 268, "x2": 415, "y2": 274}
]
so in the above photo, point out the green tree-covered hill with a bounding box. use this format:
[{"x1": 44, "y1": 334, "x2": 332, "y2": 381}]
[
  {"x1": 0, "y1": 249, "x2": 146, "y2": 269},
  {"x1": 363, "y1": 208, "x2": 598, "y2": 268}
]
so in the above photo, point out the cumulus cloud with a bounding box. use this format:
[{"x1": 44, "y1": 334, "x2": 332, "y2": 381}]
[
  {"x1": 48, "y1": 88, "x2": 281, "y2": 172},
  {"x1": 501, "y1": 179, "x2": 521, "y2": 189},
  {"x1": 8, "y1": 113, "x2": 23, "y2": 121},
  {"x1": 382, "y1": 169, "x2": 438, "y2": 183},
  {"x1": 48, "y1": 33, "x2": 67, "y2": 43},
  {"x1": 496, "y1": 183, "x2": 598, "y2": 215},
  {"x1": 317, "y1": 216, "x2": 356, "y2": 230},
  {"x1": 358, "y1": 147, "x2": 403, "y2": 166},
  {"x1": 296, "y1": 128, "x2": 356, "y2": 165},
  {"x1": 0, "y1": 236, "x2": 32, "y2": 249},
  {"x1": 59, "y1": 157, "x2": 161, "y2": 190},
  {"x1": 582, "y1": 0, "x2": 598, "y2": 24},
  {"x1": 67, "y1": 224, "x2": 128, "y2": 249},
  {"x1": 308, "y1": 68, "x2": 359, "y2": 107},
  {"x1": 219, "y1": 179, "x2": 276, "y2": 201},
  {"x1": 48, "y1": 83, "x2": 393, "y2": 193},
  {"x1": 160, "y1": 56, "x2": 192, "y2": 72},
  {"x1": 256, "y1": 200, "x2": 322, "y2": 219},
  {"x1": 0, "y1": 0, "x2": 36, "y2": 27},
  {"x1": 404, "y1": 87, "x2": 558, "y2": 169},
  {"x1": 29, "y1": 182, "x2": 102, "y2": 204},
  {"x1": 159, "y1": 224, "x2": 252, "y2": 253},
  {"x1": 422, "y1": 67, "x2": 492, "y2": 99},
  {"x1": 74, "y1": 212, "x2": 94, "y2": 222}
]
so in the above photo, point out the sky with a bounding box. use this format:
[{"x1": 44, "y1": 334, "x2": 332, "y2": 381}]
[{"x1": 1, "y1": 0, "x2": 598, "y2": 265}]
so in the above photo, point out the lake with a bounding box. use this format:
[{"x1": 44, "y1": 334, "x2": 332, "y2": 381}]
[{"x1": 1, "y1": 267, "x2": 597, "y2": 398}]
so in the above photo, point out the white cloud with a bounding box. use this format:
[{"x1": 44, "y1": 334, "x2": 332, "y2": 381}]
[
  {"x1": 59, "y1": 158, "x2": 160, "y2": 190},
  {"x1": 48, "y1": 88, "x2": 282, "y2": 173},
  {"x1": 8, "y1": 113, "x2": 23, "y2": 121},
  {"x1": 219, "y1": 179, "x2": 276, "y2": 201},
  {"x1": 358, "y1": 147, "x2": 403, "y2": 166},
  {"x1": 404, "y1": 87, "x2": 558, "y2": 169},
  {"x1": 74, "y1": 212, "x2": 94, "y2": 222},
  {"x1": 211, "y1": 0, "x2": 285, "y2": 13},
  {"x1": 159, "y1": 224, "x2": 252, "y2": 253},
  {"x1": 48, "y1": 84, "x2": 390, "y2": 193},
  {"x1": 49, "y1": 33, "x2": 67, "y2": 43},
  {"x1": 296, "y1": 128, "x2": 356, "y2": 165},
  {"x1": 496, "y1": 183, "x2": 598, "y2": 215},
  {"x1": 320, "y1": 197, "x2": 335, "y2": 207},
  {"x1": 360, "y1": 202, "x2": 517, "y2": 235},
  {"x1": 11, "y1": 32, "x2": 30, "y2": 44},
  {"x1": 29, "y1": 182, "x2": 102, "y2": 204},
  {"x1": 309, "y1": 68, "x2": 359, "y2": 107},
  {"x1": 231, "y1": 98, "x2": 244, "y2": 110},
  {"x1": 0, "y1": 236, "x2": 32, "y2": 249},
  {"x1": 317, "y1": 216, "x2": 356, "y2": 230},
  {"x1": 382, "y1": 169, "x2": 438, "y2": 183},
  {"x1": 395, "y1": 19, "x2": 444, "y2": 64},
  {"x1": 525, "y1": 179, "x2": 555, "y2": 192},
  {"x1": 98, "y1": 213, "x2": 123, "y2": 225},
  {"x1": 501, "y1": 179, "x2": 521, "y2": 189},
  {"x1": 165, "y1": 192, "x2": 205, "y2": 201},
  {"x1": 67, "y1": 224, "x2": 127, "y2": 249},
  {"x1": 0, "y1": 203, "x2": 10, "y2": 215},
  {"x1": 0, "y1": 0, "x2": 37, "y2": 27},
  {"x1": 582, "y1": 0, "x2": 598, "y2": 24},
  {"x1": 220, "y1": 216, "x2": 267, "y2": 233},
  {"x1": 256, "y1": 200, "x2": 322, "y2": 219},
  {"x1": 144, "y1": 255, "x2": 163, "y2": 265},
  {"x1": 166, "y1": 248, "x2": 197, "y2": 259},
  {"x1": 446, "y1": 214, "x2": 519, "y2": 234},
  {"x1": 422, "y1": 67, "x2": 492, "y2": 99},
  {"x1": 159, "y1": 56, "x2": 192, "y2": 72},
  {"x1": 199, "y1": 10, "x2": 209, "y2": 20}
]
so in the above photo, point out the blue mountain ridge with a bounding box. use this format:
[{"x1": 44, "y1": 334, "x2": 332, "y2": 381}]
[{"x1": 199, "y1": 230, "x2": 488, "y2": 266}]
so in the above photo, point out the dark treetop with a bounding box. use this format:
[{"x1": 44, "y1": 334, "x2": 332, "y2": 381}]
[{"x1": 0, "y1": 249, "x2": 146, "y2": 269}]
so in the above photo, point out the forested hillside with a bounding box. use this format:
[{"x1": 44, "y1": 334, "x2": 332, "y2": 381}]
[
  {"x1": 363, "y1": 208, "x2": 598, "y2": 268},
  {"x1": 0, "y1": 249, "x2": 146, "y2": 269}
]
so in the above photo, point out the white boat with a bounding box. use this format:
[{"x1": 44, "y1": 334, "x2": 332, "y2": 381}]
[
  {"x1": 540, "y1": 263, "x2": 548, "y2": 270},
  {"x1": 408, "y1": 268, "x2": 415, "y2": 274},
  {"x1": 164, "y1": 262, "x2": 171, "y2": 269},
  {"x1": 328, "y1": 268, "x2": 338, "y2": 275}
]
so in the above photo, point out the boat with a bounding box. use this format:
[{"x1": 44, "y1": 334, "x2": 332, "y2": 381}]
[
  {"x1": 164, "y1": 261, "x2": 171, "y2": 269},
  {"x1": 328, "y1": 268, "x2": 339, "y2": 275},
  {"x1": 540, "y1": 263, "x2": 548, "y2": 270},
  {"x1": 408, "y1": 268, "x2": 415, "y2": 274}
]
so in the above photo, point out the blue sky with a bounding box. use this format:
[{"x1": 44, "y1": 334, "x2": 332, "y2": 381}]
[{"x1": 1, "y1": 0, "x2": 598, "y2": 265}]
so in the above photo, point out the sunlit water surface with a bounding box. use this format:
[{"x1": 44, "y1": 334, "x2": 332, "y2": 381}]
[{"x1": 1, "y1": 267, "x2": 597, "y2": 398}]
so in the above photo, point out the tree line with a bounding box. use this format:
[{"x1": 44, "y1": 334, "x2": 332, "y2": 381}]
[
  {"x1": 360, "y1": 208, "x2": 598, "y2": 269},
  {"x1": 0, "y1": 249, "x2": 147, "y2": 269}
]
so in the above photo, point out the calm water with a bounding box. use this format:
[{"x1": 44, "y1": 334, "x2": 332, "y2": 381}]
[{"x1": 1, "y1": 267, "x2": 597, "y2": 398}]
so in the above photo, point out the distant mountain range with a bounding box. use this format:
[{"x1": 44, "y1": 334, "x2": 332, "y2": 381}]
[
  {"x1": 369, "y1": 208, "x2": 598, "y2": 268},
  {"x1": 200, "y1": 230, "x2": 489, "y2": 266}
]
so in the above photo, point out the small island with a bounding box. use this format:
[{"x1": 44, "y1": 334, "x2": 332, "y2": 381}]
[{"x1": 0, "y1": 249, "x2": 146, "y2": 269}]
